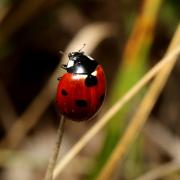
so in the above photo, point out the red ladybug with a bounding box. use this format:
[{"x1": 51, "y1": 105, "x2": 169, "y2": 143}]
[{"x1": 56, "y1": 50, "x2": 106, "y2": 121}]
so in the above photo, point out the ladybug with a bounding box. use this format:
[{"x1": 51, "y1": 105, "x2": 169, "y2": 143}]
[{"x1": 56, "y1": 49, "x2": 106, "y2": 121}]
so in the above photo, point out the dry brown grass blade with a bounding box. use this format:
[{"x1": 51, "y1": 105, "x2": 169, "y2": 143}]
[
  {"x1": 0, "y1": 0, "x2": 47, "y2": 43},
  {"x1": 144, "y1": 121, "x2": 180, "y2": 160},
  {"x1": 0, "y1": 23, "x2": 114, "y2": 149},
  {"x1": 0, "y1": 80, "x2": 17, "y2": 130},
  {"x1": 135, "y1": 161, "x2": 180, "y2": 180},
  {"x1": 123, "y1": 0, "x2": 162, "y2": 63},
  {"x1": 97, "y1": 25, "x2": 180, "y2": 180},
  {"x1": 53, "y1": 45, "x2": 180, "y2": 179},
  {"x1": 0, "y1": 3, "x2": 10, "y2": 24}
]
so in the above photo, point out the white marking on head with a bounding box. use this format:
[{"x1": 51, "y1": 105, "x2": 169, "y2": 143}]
[
  {"x1": 72, "y1": 74, "x2": 87, "y2": 80},
  {"x1": 67, "y1": 60, "x2": 74, "y2": 68},
  {"x1": 91, "y1": 70, "x2": 97, "y2": 76}
]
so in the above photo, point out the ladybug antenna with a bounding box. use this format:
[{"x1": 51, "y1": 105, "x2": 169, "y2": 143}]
[{"x1": 79, "y1": 43, "x2": 86, "y2": 52}]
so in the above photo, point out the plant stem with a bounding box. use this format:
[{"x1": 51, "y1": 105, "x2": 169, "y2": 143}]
[{"x1": 44, "y1": 115, "x2": 65, "y2": 180}]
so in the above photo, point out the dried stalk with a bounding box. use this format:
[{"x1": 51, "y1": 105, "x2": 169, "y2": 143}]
[
  {"x1": 44, "y1": 116, "x2": 65, "y2": 180},
  {"x1": 0, "y1": 80, "x2": 17, "y2": 130},
  {"x1": 135, "y1": 161, "x2": 180, "y2": 180},
  {"x1": 144, "y1": 121, "x2": 180, "y2": 161}
]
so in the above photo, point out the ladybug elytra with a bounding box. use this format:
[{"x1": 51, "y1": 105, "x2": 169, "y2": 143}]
[{"x1": 56, "y1": 50, "x2": 106, "y2": 121}]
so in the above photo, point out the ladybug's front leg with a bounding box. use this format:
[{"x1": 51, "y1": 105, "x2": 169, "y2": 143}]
[
  {"x1": 61, "y1": 64, "x2": 67, "y2": 70},
  {"x1": 57, "y1": 64, "x2": 67, "y2": 80},
  {"x1": 57, "y1": 77, "x2": 62, "y2": 81}
]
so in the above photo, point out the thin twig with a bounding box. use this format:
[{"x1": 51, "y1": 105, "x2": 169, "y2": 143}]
[
  {"x1": 0, "y1": 80, "x2": 17, "y2": 130},
  {"x1": 97, "y1": 25, "x2": 180, "y2": 180},
  {"x1": 44, "y1": 116, "x2": 65, "y2": 180},
  {"x1": 135, "y1": 161, "x2": 180, "y2": 180},
  {"x1": 0, "y1": 0, "x2": 49, "y2": 44},
  {"x1": 0, "y1": 3, "x2": 10, "y2": 24},
  {"x1": 53, "y1": 45, "x2": 180, "y2": 179},
  {"x1": 144, "y1": 121, "x2": 180, "y2": 161}
]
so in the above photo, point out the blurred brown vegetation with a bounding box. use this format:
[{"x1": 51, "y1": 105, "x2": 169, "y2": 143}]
[{"x1": 0, "y1": 0, "x2": 180, "y2": 180}]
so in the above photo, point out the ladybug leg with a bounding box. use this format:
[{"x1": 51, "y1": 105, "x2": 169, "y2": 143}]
[
  {"x1": 57, "y1": 77, "x2": 62, "y2": 81},
  {"x1": 61, "y1": 64, "x2": 67, "y2": 70}
]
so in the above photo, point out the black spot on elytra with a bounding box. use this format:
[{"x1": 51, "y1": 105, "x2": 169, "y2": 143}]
[
  {"x1": 85, "y1": 75, "x2": 98, "y2": 87},
  {"x1": 76, "y1": 100, "x2": 87, "y2": 107},
  {"x1": 100, "y1": 93, "x2": 105, "y2": 103},
  {"x1": 61, "y1": 89, "x2": 68, "y2": 96}
]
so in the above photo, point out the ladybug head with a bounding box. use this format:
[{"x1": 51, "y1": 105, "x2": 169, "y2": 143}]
[
  {"x1": 68, "y1": 44, "x2": 86, "y2": 60},
  {"x1": 68, "y1": 51, "x2": 84, "y2": 61},
  {"x1": 61, "y1": 50, "x2": 98, "y2": 74},
  {"x1": 66, "y1": 51, "x2": 84, "y2": 69}
]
